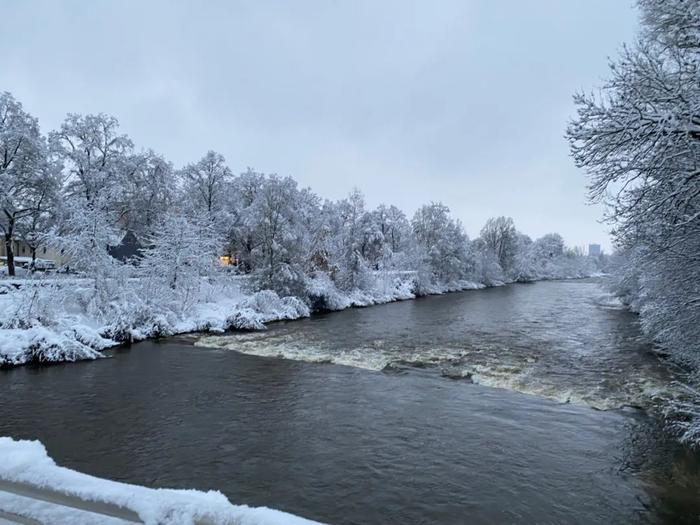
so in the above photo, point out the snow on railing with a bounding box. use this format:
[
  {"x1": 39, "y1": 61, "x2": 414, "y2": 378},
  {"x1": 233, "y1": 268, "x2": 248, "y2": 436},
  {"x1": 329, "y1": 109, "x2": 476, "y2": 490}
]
[
  {"x1": 0, "y1": 437, "x2": 322, "y2": 525},
  {"x1": 0, "y1": 477, "x2": 240, "y2": 524},
  {"x1": 0, "y1": 478, "x2": 142, "y2": 523}
]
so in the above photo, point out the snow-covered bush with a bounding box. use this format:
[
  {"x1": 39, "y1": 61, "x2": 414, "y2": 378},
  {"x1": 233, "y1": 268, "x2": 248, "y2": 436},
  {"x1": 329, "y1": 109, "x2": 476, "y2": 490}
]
[
  {"x1": 669, "y1": 382, "x2": 700, "y2": 447},
  {"x1": 304, "y1": 271, "x2": 351, "y2": 311},
  {"x1": 240, "y1": 290, "x2": 310, "y2": 321},
  {"x1": 138, "y1": 212, "x2": 221, "y2": 313},
  {"x1": 0, "y1": 327, "x2": 105, "y2": 367}
]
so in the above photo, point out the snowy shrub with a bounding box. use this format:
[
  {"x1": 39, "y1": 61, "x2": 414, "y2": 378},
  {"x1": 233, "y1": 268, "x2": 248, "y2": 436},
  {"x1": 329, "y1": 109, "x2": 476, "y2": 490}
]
[
  {"x1": 280, "y1": 296, "x2": 311, "y2": 319},
  {"x1": 251, "y1": 262, "x2": 307, "y2": 299},
  {"x1": 101, "y1": 301, "x2": 175, "y2": 342},
  {"x1": 0, "y1": 281, "x2": 64, "y2": 329},
  {"x1": 304, "y1": 272, "x2": 352, "y2": 311},
  {"x1": 472, "y1": 248, "x2": 505, "y2": 287},
  {"x1": 240, "y1": 290, "x2": 310, "y2": 321},
  {"x1": 664, "y1": 377, "x2": 700, "y2": 449},
  {"x1": 23, "y1": 334, "x2": 101, "y2": 365},
  {"x1": 225, "y1": 309, "x2": 266, "y2": 331},
  {"x1": 241, "y1": 290, "x2": 284, "y2": 315},
  {"x1": 0, "y1": 327, "x2": 106, "y2": 367}
]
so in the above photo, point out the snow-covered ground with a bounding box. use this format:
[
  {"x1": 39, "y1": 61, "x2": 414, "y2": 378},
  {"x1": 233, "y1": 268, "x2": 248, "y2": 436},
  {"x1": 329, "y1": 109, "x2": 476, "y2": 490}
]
[
  {"x1": 0, "y1": 437, "x2": 322, "y2": 525},
  {"x1": 0, "y1": 276, "x2": 310, "y2": 367}
]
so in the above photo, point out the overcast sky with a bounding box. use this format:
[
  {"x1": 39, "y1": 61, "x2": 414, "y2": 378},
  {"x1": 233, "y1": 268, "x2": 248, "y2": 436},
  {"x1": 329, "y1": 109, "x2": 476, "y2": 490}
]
[{"x1": 0, "y1": 0, "x2": 639, "y2": 250}]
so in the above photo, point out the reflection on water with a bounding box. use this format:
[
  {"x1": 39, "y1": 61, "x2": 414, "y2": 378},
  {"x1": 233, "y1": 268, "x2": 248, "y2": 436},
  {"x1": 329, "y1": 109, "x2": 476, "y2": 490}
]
[{"x1": 1, "y1": 279, "x2": 699, "y2": 524}]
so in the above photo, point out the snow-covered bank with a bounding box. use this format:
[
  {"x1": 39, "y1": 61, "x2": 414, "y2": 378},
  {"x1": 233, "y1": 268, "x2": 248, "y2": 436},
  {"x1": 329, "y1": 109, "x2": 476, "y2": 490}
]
[
  {"x1": 304, "y1": 270, "x2": 486, "y2": 311},
  {"x1": 0, "y1": 277, "x2": 310, "y2": 367},
  {"x1": 603, "y1": 260, "x2": 700, "y2": 447},
  {"x1": 0, "y1": 271, "x2": 600, "y2": 368},
  {"x1": 0, "y1": 272, "x2": 478, "y2": 367},
  {"x1": 0, "y1": 437, "x2": 322, "y2": 525}
]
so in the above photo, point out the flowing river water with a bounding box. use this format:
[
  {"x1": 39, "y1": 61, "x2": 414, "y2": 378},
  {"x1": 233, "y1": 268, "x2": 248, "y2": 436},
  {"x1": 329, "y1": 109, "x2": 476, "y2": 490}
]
[{"x1": 1, "y1": 278, "x2": 699, "y2": 523}]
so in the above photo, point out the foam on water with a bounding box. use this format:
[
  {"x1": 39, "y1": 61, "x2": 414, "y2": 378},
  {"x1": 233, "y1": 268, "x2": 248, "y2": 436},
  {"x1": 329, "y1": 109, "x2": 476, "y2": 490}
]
[
  {"x1": 196, "y1": 333, "x2": 677, "y2": 411},
  {"x1": 199, "y1": 334, "x2": 394, "y2": 371},
  {"x1": 196, "y1": 280, "x2": 682, "y2": 413},
  {"x1": 593, "y1": 291, "x2": 627, "y2": 310}
]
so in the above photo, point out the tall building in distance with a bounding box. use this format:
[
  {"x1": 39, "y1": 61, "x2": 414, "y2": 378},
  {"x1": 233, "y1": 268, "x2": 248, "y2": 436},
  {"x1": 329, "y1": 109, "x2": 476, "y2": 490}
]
[{"x1": 588, "y1": 244, "x2": 601, "y2": 257}]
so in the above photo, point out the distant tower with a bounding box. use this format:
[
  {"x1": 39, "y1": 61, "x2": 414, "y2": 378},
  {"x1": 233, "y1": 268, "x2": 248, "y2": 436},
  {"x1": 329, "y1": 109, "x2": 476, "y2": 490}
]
[{"x1": 588, "y1": 244, "x2": 601, "y2": 257}]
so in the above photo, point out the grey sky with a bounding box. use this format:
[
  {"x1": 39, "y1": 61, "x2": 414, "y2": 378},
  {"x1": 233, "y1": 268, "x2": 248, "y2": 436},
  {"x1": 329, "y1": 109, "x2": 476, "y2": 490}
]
[{"x1": 0, "y1": 0, "x2": 639, "y2": 250}]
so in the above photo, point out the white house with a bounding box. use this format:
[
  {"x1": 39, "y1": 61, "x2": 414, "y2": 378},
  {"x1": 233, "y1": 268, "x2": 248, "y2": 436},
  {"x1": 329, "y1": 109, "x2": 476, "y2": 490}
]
[{"x1": 0, "y1": 239, "x2": 70, "y2": 269}]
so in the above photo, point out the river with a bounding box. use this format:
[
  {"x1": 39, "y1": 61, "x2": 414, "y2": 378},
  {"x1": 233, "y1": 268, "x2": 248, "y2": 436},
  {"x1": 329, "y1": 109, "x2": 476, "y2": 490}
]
[{"x1": 1, "y1": 279, "x2": 699, "y2": 524}]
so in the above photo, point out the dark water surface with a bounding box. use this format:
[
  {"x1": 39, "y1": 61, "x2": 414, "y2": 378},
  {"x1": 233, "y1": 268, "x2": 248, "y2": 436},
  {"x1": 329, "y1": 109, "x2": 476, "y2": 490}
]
[{"x1": 2, "y1": 279, "x2": 699, "y2": 524}]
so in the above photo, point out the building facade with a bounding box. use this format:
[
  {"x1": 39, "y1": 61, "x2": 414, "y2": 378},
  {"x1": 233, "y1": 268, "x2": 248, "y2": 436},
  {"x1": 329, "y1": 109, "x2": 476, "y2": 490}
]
[{"x1": 0, "y1": 239, "x2": 70, "y2": 267}]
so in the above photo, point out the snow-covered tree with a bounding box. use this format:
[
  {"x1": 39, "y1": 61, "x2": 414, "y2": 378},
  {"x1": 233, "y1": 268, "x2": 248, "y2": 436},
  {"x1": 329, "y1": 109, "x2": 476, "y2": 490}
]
[
  {"x1": 479, "y1": 216, "x2": 518, "y2": 276},
  {"x1": 510, "y1": 232, "x2": 536, "y2": 282},
  {"x1": 567, "y1": 0, "x2": 700, "y2": 445},
  {"x1": 376, "y1": 204, "x2": 411, "y2": 253},
  {"x1": 412, "y1": 202, "x2": 471, "y2": 286},
  {"x1": 119, "y1": 150, "x2": 175, "y2": 236},
  {"x1": 331, "y1": 189, "x2": 373, "y2": 291},
  {"x1": 352, "y1": 204, "x2": 413, "y2": 272},
  {"x1": 45, "y1": 190, "x2": 123, "y2": 314},
  {"x1": 567, "y1": 0, "x2": 700, "y2": 358},
  {"x1": 179, "y1": 151, "x2": 232, "y2": 218},
  {"x1": 15, "y1": 158, "x2": 62, "y2": 266},
  {"x1": 0, "y1": 92, "x2": 51, "y2": 275},
  {"x1": 471, "y1": 240, "x2": 505, "y2": 285},
  {"x1": 248, "y1": 175, "x2": 311, "y2": 296},
  {"x1": 225, "y1": 168, "x2": 265, "y2": 272},
  {"x1": 223, "y1": 171, "x2": 317, "y2": 295},
  {"x1": 49, "y1": 113, "x2": 133, "y2": 205},
  {"x1": 138, "y1": 212, "x2": 221, "y2": 312},
  {"x1": 532, "y1": 233, "x2": 565, "y2": 260}
]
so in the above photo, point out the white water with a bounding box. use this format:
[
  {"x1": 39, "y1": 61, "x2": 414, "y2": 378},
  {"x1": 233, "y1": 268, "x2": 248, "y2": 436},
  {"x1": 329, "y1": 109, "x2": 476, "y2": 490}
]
[{"x1": 197, "y1": 280, "x2": 678, "y2": 411}]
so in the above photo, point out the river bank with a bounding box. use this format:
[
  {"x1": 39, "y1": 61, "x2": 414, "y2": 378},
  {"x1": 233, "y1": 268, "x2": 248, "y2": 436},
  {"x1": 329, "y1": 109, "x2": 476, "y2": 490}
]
[{"x1": 0, "y1": 271, "x2": 500, "y2": 368}]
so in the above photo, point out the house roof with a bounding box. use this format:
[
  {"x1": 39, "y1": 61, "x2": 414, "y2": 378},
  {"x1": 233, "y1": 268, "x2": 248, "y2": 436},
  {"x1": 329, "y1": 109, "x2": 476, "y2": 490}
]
[{"x1": 108, "y1": 231, "x2": 144, "y2": 262}]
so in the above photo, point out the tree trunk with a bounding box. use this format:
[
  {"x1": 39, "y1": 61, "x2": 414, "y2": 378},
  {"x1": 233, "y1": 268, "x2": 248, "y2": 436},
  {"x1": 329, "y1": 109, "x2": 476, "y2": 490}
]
[{"x1": 4, "y1": 231, "x2": 15, "y2": 277}]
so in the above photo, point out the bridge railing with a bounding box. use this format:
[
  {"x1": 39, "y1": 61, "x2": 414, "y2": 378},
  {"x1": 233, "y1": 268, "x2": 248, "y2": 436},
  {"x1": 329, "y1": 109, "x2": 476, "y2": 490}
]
[{"x1": 0, "y1": 478, "x2": 219, "y2": 525}]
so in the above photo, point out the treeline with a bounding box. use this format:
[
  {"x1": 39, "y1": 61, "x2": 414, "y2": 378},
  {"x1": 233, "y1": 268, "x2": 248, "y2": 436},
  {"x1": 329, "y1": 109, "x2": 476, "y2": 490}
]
[
  {"x1": 1, "y1": 92, "x2": 596, "y2": 306},
  {"x1": 568, "y1": 0, "x2": 700, "y2": 444}
]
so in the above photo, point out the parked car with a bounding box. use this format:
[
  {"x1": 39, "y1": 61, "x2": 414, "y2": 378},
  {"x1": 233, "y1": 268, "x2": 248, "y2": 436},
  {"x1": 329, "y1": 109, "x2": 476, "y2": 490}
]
[{"x1": 0, "y1": 256, "x2": 57, "y2": 275}]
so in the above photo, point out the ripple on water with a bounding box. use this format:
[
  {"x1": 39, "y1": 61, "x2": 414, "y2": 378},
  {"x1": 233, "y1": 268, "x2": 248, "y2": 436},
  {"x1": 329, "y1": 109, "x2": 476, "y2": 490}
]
[{"x1": 195, "y1": 280, "x2": 682, "y2": 412}]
